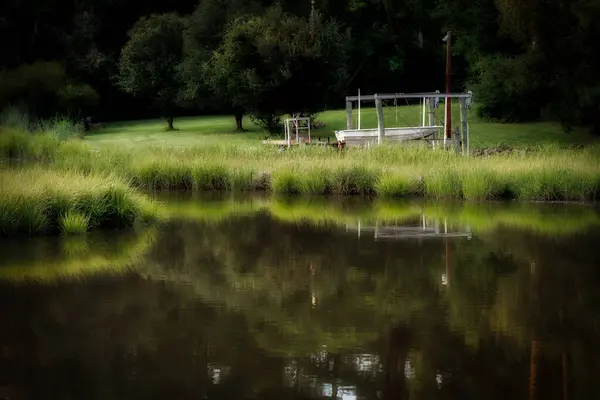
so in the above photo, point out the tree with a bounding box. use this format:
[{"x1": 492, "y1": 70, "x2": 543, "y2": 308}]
[
  {"x1": 436, "y1": 0, "x2": 600, "y2": 134},
  {"x1": 56, "y1": 82, "x2": 100, "y2": 118},
  {"x1": 0, "y1": 61, "x2": 68, "y2": 119},
  {"x1": 181, "y1": 0, "x2": 266, "y2": 131},
  {"x1": 118, "y1": 13, "x2": 185, "y2": 130},
  {"x1": 205, "y1": 5, "x2": 350, "y2": 133}
]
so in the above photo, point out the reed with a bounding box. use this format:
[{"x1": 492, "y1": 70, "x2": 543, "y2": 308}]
[
  {"x1": 1, "y1": 128, "x2": 599, "y2": 201},
  {"x1": 0, "y1": 167, "x2": 158, "y2": 236},
  {"x1": 60, "y1": 211, "x2": 90, "y2": 235}
]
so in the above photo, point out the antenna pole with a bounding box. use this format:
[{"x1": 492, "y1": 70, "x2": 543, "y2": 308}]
[{"x1": 444, "y1": 31, "x2": 452, "y2": 143}]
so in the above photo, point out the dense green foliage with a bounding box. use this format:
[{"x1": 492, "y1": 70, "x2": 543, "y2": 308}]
[
  {"x1": 1, "y1": 0, "x2": 598, "y2": 134},
  {"x1": 0, "y1": 61, "x2": 99, "y2": 120},
  {"x1": 204, "y1": 6, "x2": 350, "y2": 132},
  {"x1": 180, "y1": 0, "x2": 266, "y2": 130},
  {"x1": 439, "y1": 0, "x2": 600, "y2": 132},
  {"x1": 118, "y1": 13, "x2": 185, "y2": 130}
]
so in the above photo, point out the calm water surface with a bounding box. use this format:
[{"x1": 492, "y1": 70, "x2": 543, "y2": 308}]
[{"x1": 1, "y1": 195, "x2": 600, "y2": 400}]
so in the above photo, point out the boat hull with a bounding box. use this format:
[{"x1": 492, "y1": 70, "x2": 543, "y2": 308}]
[{"x1": 335, "y1": 126, "x2": 441, "y2": 146}]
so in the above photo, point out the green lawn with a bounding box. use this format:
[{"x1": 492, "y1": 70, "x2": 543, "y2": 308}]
[{"x1": 85, "y1": 104, "x2": 596, "y2": 149}]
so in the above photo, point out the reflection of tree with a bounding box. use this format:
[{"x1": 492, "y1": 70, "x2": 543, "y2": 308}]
[
  {"x1": 446, "y1": 227, "x2": 600, "y2": 400},
  {"x1": 2, "y1": 210, "x2": 600, "y2": 399},
  {"x1": 145, "y1": 216, "x2": 452, "y2": 356},
  {"x1": 144, "y1": 213, "x2": 600, "y2": 399}
]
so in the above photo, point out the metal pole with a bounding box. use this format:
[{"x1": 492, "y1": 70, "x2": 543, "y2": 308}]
[
  {"x1": 443, "y1": 31, "x2": 452, "y2": 143},
  {"x1": 358, "y1": 88, "x2": 361, "y2": 130}
]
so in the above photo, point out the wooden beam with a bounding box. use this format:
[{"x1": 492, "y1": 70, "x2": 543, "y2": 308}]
[
  {"x1": 345, "y1": 101, "x2": 353, "y2": 130},
  {"x1": 459, "y1": 97, "x2": 469, "y2": 155},
  {"x1": 346, "y1": 92, "x2": 472, "y2": 102}
]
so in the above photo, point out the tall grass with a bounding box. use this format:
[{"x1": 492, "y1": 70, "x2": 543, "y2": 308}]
[
  {"x1": 41, "y1": 116, "x2": 84, "y2": 140},
  {"x1": 0, "y1": 105, "x2": 35, "y2": 131},
  {"x1": 0, "y1": 167, "x2": 158, "y2": 236},
  {"x1": 1, "y1": 128, "x2": 599, "y2": 201},
  {"x1": 60, "y1": 211, "x2": 90, "y2": 235}
]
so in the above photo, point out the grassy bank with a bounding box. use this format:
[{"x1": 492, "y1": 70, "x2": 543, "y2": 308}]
[
  {"x1": 2, "y1": 128, "x2": 600, "y2": 201},
  {"x1": 0, "y1": 166, "x2": 158, "y2": 236},
  {"x1": 87, "y1": 105, "x2": 597, "y2": 149}
]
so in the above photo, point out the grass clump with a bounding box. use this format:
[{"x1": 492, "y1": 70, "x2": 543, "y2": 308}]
[
  {"x1": 424, "y1": 170, "x2": 463, "y2": 199},
  {"x1": 330, "y1": 165, "x2": 378, "y2": 195},
  {"x1": 376, "y1": 171, "x2": 423, "y2": 197},
  {"x1": 60, "y1": 211, "x2": 90, "y2": 235},
  {"x1": 460, "y1": 168, "x2": 507, "y2": 200},
  {"x1": 271, "y1": 167, "x2": 303, "y2": 195},
  {"x1": 193, "y1": 164, "x2": 230, "y2": 190},
  {"x1": 0, "y1": 167, "x2": 158, "y2": 236},
  {"x1": 0, "y1": 128, "x2": 61, "y2": 161}
]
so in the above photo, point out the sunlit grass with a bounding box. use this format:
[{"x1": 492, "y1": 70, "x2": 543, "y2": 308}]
[
  {"x1": 60, "y1": 211, "x2": 90, "y2": 235},
  {"x1": 2, "y1": 128, "x2": 599, "y2": 201},
  {"x1": 0, "y1": 166, "x2": 159, "y2": 236}
]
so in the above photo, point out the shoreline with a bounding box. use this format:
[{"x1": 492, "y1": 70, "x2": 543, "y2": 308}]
[{"x1": 1, "y1": 128, "x2": 599, "y2": 236}]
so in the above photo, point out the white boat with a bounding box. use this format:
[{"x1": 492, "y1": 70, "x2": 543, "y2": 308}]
[{"x1": 335, "y1": 126, "x2": 442, "y2": 146}]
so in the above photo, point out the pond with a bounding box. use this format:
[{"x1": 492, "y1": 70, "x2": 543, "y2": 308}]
[{"x1": 1, "y1": 194, "x2": 600, "y2": 400}]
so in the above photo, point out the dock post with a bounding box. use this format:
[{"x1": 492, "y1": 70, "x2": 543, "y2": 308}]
[
  {"x1": 454, "y1": 126, "x2": 461, "y2": 154},
  {"x1": 375, "y1": 94, "x2": 385, "y2": 145},
  {"x1": 346, "y1": 101, "x2": 354, "y2": 130},
  {"x1": 285, "y1": 120, "x2": 291, "y2": 148},
  {"x1": 428, "y1": 97, "x2": 436, "y2": 148},
  {"x1": 459, "y1": 97, "x2": 469, "y2": 155}
]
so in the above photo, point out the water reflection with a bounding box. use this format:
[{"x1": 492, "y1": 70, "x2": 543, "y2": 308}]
[
  {"x1": 1, "y1": 197, "x2": 600, "y2": 399},
  {"x1": 0, "y1": 226, "x2": 157, "y2": 281}
]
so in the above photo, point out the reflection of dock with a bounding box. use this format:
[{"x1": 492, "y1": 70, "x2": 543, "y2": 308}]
[{"x1": 345, "y1": 216, "x2": 472, "y2": 240}]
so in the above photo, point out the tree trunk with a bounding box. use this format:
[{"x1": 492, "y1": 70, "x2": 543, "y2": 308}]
[
  {"x1": 166, "y1": 116, "x2": 175, "y2": 131},
  {"x1": 234, "y1": 111, "x2": 247, "y2": 132}
]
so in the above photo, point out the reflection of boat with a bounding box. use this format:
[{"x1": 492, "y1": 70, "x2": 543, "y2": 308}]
[
  {"x1": 345, "y1": 216, "x2": 472, "y2": 240},
  {"x1": 335, "y1": 126, "x2": 441, "y2": 147}
]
